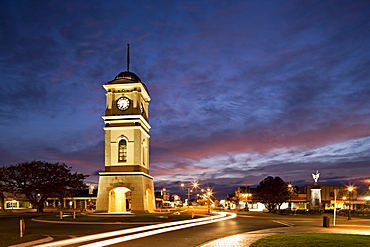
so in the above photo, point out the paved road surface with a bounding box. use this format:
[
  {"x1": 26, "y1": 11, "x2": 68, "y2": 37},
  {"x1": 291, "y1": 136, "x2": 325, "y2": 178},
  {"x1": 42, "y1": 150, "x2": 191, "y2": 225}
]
[
  {"x1": 1, "y1": 213, "x2": 284, "y2": 246},
  {"x1": 102, "y1": 217, "x2": 285, "y2": 247},
  {"x1": 0, "y1": 214, "x2": 142, "y2": 242},
  {"x1": 4, "y1": 212, "x2": 369, "y2": 247}
]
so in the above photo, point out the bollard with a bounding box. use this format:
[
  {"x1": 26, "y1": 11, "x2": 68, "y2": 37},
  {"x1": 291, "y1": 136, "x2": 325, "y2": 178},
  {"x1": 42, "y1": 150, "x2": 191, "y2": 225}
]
[
  {"x1": 323, "y1": 216, "x2": 330, "y2": 227},
  {"x1": 20, "y1": 218, "x2": 25, "y2": 237}
]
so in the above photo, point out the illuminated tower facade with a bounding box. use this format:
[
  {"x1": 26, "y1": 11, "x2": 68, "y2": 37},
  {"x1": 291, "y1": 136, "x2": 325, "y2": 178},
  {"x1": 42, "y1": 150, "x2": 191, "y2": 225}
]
[{"x1": 96, "y1": 66, "x2": 156, "y2": 213}]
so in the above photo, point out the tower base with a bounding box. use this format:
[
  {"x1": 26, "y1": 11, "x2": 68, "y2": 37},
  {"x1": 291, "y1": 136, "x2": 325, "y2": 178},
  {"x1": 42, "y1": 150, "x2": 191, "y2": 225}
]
[{"x1": 96, "y1": 172, "x2": 156, "y2": 213}]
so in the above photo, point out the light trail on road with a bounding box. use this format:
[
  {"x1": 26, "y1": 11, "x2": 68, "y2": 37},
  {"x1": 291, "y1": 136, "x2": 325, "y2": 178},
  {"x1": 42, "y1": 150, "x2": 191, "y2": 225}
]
[
  {"x1": 34, "y1": 212, "x2": 236, "y2": 247},
  {"x1": 80, "y1": 212, "x2": 236, "y2": 247}
]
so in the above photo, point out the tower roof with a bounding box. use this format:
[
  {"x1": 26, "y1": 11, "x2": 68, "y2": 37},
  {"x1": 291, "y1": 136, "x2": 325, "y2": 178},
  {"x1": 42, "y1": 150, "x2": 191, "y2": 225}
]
[
  {"x1": 108, "y1": 71, "x2": 142, "y2": 84},
  {"x1": 107, "y1": 71, "x2": 149, "y2": 95}
]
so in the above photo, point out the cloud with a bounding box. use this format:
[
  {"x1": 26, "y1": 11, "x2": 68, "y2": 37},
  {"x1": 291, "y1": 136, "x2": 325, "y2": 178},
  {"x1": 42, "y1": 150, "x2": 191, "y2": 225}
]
[
  {"x1": 152, "y1": 136, "x2": 370, "y2": 197},
  {"x1": 1, "y1": 0, "x2": 369, "y2": 199}
]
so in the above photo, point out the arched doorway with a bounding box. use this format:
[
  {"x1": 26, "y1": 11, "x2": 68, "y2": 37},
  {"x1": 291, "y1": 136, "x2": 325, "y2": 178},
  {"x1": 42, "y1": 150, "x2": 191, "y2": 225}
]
[
  {"x1": 146, "y1": 188, "x2": 155, "y2": 212},
  {"x1": 109, "y1": 187, "x2": 131, "y2": 213}
]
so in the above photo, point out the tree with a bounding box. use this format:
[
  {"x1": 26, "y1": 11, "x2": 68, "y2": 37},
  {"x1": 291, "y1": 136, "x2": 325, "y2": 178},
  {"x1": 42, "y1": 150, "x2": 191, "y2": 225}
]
[
  {"x1": 0, "y1": 161, "x2": 88, "y2": 212},
  {"x1": 254, "y1": 176, "x2": 290, "y2": 213},
  {"x1": 0, "y1": 166, "x2": 6, "y2": 211}
]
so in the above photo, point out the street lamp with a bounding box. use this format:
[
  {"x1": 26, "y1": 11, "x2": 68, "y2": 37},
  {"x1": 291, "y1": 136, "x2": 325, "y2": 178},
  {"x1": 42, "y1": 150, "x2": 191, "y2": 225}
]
[
  {"x1": 347, "y1": 186, "x2": 354, "y2": 220},
  {"x1": 180, "y1": 181, "x2": 199, "y2": 207},
  {"x1": 287, "y1": 183, "x2": 293, "y2": 210},
  {"x1": 205, "y1": 189, "x2": 213, "y2": 213},
  {"x1": 88, "y1": 185, "x2": 95, "y2": 210},
  {"x1": 196, "y1": 187, "x2": 214, "y2": 213},
  {"x1": 333, "y1": 189, "x2": 340, "y2": 226},
  {"x1": 180, "y1": 181, "x2": 214, "y2": 212},
  {"x1": 240, "y1": 193, "x2": 252, "y2": 211}
]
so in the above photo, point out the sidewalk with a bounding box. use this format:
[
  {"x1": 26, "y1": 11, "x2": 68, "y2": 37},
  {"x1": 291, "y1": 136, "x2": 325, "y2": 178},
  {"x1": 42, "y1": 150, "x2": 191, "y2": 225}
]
[{"x1": 199, "y1": 225, "x2": 370, "y2": 247}]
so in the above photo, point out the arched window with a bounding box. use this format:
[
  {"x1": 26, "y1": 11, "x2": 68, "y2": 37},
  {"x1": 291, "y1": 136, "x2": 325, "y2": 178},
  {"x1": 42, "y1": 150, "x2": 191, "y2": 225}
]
[{"x1": 118, "y1": 139, "x2": 127, "y2": 162}]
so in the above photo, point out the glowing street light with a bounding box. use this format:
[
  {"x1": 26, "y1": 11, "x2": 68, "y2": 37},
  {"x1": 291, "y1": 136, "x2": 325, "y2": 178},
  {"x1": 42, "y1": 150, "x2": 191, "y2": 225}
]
[
  {"x1": 240, "y1": 193, "x2": 252, "y2": 211},
  {"x1": 287, "y1": 183, "x2": 293, "y2": 210},
  {"x1": 203, "y1": 188, "x2": 214, "y2": 213},
  {"x1": 180, "y1": 181, "x2": 199, "y2": 207},
  {"x1": 333, "y1": 188, "x2": 340, "y2": 226},
  {"x1": 180, "y1": 181, "x2": 214, "y2": 212},
  {"x1": 88, "y1": 185, "x2": 95, "y2": 209},
  {"x1": 89, "y1": 185, "x2": 95, "y2": 195},
  {"x1": 347, "y1": 186, "x2": 354, "y2": 220}
]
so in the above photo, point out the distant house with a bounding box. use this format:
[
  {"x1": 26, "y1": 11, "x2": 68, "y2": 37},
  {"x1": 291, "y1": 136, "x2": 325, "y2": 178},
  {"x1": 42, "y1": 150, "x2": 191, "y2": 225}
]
[
  {"x1": 228, "y1": 184, "x2": 367, "y2": 212},
  {"x1": 1, "y1": 189, "x2": 97, "y2": 211}
]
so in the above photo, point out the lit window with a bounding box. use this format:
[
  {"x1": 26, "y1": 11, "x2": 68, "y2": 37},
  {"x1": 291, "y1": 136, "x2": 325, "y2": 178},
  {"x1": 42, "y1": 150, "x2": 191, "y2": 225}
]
[{"x1": 118, "y1": 139, "x2": 127, "y2": 162}]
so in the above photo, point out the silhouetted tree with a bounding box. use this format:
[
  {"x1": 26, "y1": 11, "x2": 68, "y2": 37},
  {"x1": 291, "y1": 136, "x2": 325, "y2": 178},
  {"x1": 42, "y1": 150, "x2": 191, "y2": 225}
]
[
  {"x1": 254, "y1": 176, "x2": 290, "y2": 213},
  {"x1": 0, "y1": 166, "x2": 6, "y2": 211},
  {"x1": 0, "y1": 161, "x2": 88, "y2": 212}
]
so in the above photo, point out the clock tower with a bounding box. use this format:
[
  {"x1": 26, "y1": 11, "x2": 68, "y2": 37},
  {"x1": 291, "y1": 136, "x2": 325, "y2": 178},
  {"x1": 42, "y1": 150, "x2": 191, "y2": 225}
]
[{"x1": 96, "y1": 63, "x2": 156, "y2": 213}]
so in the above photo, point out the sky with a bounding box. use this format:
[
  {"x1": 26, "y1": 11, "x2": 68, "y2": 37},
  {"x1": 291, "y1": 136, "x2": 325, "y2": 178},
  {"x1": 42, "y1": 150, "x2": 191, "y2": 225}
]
[{"x1": 1, "y1": 0, "x2": 369, "y2": 199}]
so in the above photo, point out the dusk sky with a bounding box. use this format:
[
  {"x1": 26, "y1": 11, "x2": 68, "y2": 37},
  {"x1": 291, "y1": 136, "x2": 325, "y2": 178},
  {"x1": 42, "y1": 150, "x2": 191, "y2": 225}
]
[{"x1": 1, "y1": 0, "x2": 369, "y2": 199}]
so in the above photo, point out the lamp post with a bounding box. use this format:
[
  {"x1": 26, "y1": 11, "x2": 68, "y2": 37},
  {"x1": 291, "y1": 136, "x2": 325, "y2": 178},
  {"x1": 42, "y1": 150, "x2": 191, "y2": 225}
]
[
  {"x1": 347, "y1": 186, "x2": 353, "y2": 220},
  {"x1": 240, "y1": 193, "x2": 252, "y2": 211},
  {"x1": 180, "y1": 181, "x2": 214, "y2": 213},
  {"x1": 180, "y1": 182, "x2": 198, "y2": 207},
  {"x1": 88, "y1": 185, "x2": 95, "y2": 210},
  {"x1": 287, "y1": 183, "x2": 293, "y2": 210},
  {"x1": 333, "y1": 189, "x2": 340, "y2": 226},
  {"x1": 206, "y1": 189, "x2": 213, "y2": 213}
]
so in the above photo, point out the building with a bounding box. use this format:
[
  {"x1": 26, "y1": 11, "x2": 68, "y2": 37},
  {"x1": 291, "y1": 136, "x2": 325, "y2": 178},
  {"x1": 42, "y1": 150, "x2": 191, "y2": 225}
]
[
  {"x1": 229, "y1": 184, "x2": 363, "y2": 212},
  {"x1": 2, "y1": 190, "x2": 97, "y2": 211},
  {"x1": 96, "y1": 51, "x2": 156, "y2": 213}
]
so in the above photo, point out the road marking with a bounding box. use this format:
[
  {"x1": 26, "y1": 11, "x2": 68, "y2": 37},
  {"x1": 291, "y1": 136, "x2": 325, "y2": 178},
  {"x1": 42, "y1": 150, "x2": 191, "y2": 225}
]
[{"x1": 273, "y1": 220, "x2": 295, "y2": 227}]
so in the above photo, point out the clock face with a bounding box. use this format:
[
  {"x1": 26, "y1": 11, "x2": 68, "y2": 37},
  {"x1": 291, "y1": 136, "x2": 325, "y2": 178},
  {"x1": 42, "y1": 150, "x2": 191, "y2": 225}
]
[{"x1": 116, "y1": 97, "x2": 130, "y2": 111}]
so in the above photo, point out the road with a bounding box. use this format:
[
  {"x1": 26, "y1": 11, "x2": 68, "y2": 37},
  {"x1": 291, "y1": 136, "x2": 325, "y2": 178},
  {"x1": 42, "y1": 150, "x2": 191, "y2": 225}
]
[
  {"x1": 0, "y1": 214, "x2": 143, "y2": 242},
  {"x1": 101, "y1": 216, "x2": 285, "y2": 247},
  {"x1": 7, "y1": 211, "x2": 366, "y2": 247},
  {"x1": 0, "y1": 212, "x2": 285, "y2": 246}
]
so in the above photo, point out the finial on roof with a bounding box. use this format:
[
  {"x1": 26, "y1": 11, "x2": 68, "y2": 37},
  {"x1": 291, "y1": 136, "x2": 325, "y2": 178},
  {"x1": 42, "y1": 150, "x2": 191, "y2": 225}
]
[{"x1": 127, "y1": 43, "x2": 130, "y2": 72}]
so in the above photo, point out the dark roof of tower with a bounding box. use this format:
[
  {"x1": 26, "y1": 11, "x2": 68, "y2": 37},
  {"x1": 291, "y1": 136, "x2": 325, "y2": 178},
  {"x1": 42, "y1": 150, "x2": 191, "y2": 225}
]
[
  {"x1": 108, "y1": 71, "x2": 142, "y2": 84},
  {"x1": 107, "y1": 71, "x2": 149, "y2": 94}
]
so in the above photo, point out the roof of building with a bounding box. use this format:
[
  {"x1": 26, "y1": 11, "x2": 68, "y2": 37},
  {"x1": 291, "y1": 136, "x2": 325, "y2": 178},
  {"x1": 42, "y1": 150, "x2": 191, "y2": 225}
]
[
  {"x1": 113, "y1": 71, "x2": 142, "y2": 82},
  {"x1": 107, "y1": 71, "x2": 149, "y2": 94}
]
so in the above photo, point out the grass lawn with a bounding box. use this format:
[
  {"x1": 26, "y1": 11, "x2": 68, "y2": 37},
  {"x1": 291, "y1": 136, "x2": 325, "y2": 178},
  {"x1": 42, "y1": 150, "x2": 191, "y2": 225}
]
[
  {"x1": 250, "y1": 233, "x2": 370, "y2": 247},
  {"x1": 0, "y1": 234, "x2": 47, "y2": 247}
]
